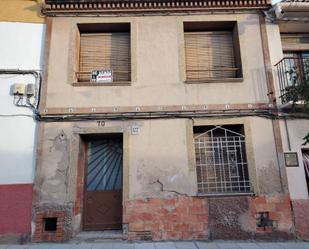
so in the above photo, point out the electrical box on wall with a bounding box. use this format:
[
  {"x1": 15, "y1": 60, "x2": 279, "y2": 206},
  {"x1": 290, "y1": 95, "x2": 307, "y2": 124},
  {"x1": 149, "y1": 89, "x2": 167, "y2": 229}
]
[
  {"x1": 12, "y1": 83, "x2": 26, "y2": 95},
  {"x1": 26, "y1": 84, "x2": 36, "y2": 96}
]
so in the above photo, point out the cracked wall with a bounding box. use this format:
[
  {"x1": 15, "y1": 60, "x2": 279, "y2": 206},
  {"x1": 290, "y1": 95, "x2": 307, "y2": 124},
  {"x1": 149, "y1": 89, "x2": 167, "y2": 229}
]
[{"x1": 33, "y1": 117, "x2": 292, "y2": 240}]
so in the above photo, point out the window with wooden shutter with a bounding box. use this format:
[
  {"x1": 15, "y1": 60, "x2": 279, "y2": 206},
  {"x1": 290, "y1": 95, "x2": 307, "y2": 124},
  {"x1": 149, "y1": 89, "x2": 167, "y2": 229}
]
[
  {"x1": 77, "y1": 23, "x2": 131, "y2": 84},
  {"x1": 281, "y1": 34, "x2": 309, "y2": 51},
  {"x1": 184, "y1": 22, "x2": 242, "y2": 82}
]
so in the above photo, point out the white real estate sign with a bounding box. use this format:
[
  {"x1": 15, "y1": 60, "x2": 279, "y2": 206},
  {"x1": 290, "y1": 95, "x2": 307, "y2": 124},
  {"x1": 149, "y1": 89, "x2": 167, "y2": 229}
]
[{"x1": 91, "y1": 70, "x2": 113, "y2": 83}]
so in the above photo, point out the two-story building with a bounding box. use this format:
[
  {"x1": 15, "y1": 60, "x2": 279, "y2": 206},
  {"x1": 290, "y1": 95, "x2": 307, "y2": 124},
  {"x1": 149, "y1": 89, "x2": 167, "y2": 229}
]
[
  {"x1": 32, "y1": 0, "x2": 298, "y2": 242},
  {"x1": 0, "y1": 0, "x2": 45, "y2": 243},
  {"x1": 266, "y1": 0, "x2": 309, "y2": 240}
]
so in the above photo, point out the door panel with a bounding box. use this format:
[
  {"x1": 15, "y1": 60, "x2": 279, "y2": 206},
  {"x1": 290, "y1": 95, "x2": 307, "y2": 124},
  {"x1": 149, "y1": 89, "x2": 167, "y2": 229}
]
[{"x1": 83, "y1": 138, "x2": 123, "y2": 230}]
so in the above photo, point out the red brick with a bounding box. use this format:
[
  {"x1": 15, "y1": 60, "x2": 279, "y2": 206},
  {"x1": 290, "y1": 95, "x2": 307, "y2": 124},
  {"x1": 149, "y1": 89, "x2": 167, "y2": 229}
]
[
  {"x1": 196, "y1": 214, "x2": 209, "y2": 221},
  {"x1": 166, "y1": 231, "x2": 183, "y2": 240},
  {"x1": 253, "y1": 196, "x2": 266, "y2": 205},
  {"x1": 189, "y1": 206, "x2": 205, "y2": 214},
  {"x1": 189, "y1": 223, "x2": 204, "y2": 232},
  {"x1": 268, "y1": 212, "x2": 278, "y2": 220},
  {"x1": 175, "y1": 207, "x2": 188, "y2": 215},
  {"x1": 173, "y1": 223, "x2": 189, "y2": 231},
  {"x1": 160, "y1": 222, "x2": 173, "y2": 231},
  {"x1": 129, "y1": 222, "x2": 145, "y2": 232},
  {"x1": 255, "y1": 203, "x2": 275, "y2": 212}
]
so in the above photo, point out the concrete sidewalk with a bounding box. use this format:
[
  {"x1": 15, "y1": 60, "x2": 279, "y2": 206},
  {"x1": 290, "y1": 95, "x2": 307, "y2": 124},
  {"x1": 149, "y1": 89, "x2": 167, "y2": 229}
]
[{"x1": 1, "y1": 241, "x2": 309, "y2": 249}]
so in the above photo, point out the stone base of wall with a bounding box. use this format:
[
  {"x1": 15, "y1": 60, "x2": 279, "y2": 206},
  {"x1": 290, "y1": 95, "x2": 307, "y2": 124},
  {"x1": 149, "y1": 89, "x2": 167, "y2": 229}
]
[
  {"x1": 124, "y1": 195, "x2": 294, "y2": 241},
  {"x1": 292, "y1": 199, "x2": 309, "y2": 241}
]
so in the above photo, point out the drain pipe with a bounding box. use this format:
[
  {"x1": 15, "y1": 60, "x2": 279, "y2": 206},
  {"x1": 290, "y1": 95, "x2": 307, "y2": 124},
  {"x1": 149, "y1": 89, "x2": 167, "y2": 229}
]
[{"x1": 284, "y1": 116, "x2": 292, "y2": 151}]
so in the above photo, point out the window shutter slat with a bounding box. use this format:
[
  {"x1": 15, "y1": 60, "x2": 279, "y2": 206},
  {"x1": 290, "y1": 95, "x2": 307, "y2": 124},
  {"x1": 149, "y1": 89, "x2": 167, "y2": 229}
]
[
  {"x1": 79, "y1": 32, "x2": 131, "y2": 82},
  {"x1": 281, "y1": 34, "x2": 309, "y2": 51},
  {"x1": 184, "y1": 31, "x2": 236, "y2": 81}
]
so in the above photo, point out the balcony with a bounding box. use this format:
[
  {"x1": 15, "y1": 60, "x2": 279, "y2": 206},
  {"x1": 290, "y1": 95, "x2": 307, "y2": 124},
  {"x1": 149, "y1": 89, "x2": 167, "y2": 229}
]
[{"x1": 275, "y1": 56, "x2": 309, "y2": 106}]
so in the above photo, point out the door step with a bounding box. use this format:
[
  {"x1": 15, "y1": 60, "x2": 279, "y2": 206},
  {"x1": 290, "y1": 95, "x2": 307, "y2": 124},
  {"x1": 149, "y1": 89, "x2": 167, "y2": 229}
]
[{"x1": 72, "y1": 231, "x2": 125, "y2": 242}]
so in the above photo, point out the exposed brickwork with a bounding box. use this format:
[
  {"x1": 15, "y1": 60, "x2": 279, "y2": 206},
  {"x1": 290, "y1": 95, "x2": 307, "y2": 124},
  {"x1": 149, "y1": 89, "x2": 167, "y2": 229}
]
[
  {"x1": 292, "y1": 199, "x2": 309, "y2": 241},
  {"x1": 124, "y1": 195, "x2": 294, "y2": 241},
  {"x1": 250, "y1": 195, "x2": 294, "y2": 240},
  {"x1": 32, "y1": 204, "x2": 73, "y2": 242},
  {"x1": 124, "y1": 197, "x2": 209, "y2": 241}
]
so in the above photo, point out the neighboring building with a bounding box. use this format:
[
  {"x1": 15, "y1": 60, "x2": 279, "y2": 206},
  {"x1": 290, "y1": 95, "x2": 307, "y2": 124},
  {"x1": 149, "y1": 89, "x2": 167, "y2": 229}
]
[
  {"x1": 266, "y1": 0, "x2": 309, "y2": 240},
  {"x1": 0, "y1": 0, "x2": 45, "y2": 242},
  {"x1": 32, "y1": 0, "x2": 298, "y2": 242}
]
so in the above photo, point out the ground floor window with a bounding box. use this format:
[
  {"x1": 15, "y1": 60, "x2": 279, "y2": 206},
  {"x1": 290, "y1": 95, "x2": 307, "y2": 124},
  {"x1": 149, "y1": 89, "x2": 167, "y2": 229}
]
[{"x1": 194, "y1": 125, "x2": 251, "y2": 195}]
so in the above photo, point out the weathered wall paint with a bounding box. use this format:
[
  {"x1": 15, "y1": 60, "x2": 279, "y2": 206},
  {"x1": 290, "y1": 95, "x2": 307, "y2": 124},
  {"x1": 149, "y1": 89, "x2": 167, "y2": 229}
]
[
  {"x1": 280, "y1": 119, "x2": 309, "y2": 199},
  {"x1": 0, "y1": 0, "x2": 44, "y2": 24},
  {"x1": 266, "y1": 21, "x2": 309, "y2": 201},
  {"x1": 266, "y1": 15, "x2": 309, "y2": 241},
  {"x1": 33, "y1": 116, "x2": 289, "y2": 239},
  {"x1": 43, "y1": 13, "x2": 269, "y2": 109}
]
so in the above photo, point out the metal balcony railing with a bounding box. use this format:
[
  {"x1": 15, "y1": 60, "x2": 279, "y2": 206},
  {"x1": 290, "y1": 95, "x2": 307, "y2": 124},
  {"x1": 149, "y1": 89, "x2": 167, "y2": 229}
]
[{"x1": 275, "y1": 57, "x2": 309, "y2": 104}]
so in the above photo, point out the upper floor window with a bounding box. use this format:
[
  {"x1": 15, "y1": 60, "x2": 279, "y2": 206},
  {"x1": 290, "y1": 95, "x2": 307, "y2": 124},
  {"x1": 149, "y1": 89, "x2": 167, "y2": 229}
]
[
  {"x1": 275, "y1": 33, "x2": 309, "y2": 103},
  {"x1": 77, "y1": 23, "x2": 131, "y2": 84},
  {"x1": 184, "y1": 21, "x2": 242, "y2": 83}
]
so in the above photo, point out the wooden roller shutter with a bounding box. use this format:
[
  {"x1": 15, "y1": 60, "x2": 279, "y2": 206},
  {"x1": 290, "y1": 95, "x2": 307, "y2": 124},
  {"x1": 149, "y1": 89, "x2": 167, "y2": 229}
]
[
  {"x1": 79, "y1": 32, "x2": 131, "y2": 82},
  {"x1": 184, "y1": 31, "x2": 237, "y2": 81},
  {"x1": 281, "y1": 34, "x2": 309, "y2": 51}
]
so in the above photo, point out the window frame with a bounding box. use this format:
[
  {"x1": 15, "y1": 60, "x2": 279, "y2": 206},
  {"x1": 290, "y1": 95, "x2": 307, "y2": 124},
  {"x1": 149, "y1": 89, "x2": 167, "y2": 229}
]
[
  {"x1": 73, "y1": 22, "x2": 132, "y2": 86},
  {"x1": 183, "y1": 21, "x2": 243, "y2": 84},
  {"x1": 193, "y1": 124, "x2": 253, "y2": 196}
]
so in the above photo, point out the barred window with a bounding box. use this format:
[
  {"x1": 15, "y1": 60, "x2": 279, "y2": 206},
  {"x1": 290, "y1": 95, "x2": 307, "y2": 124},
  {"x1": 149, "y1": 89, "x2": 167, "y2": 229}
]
[{"x1": 194, "y1": 125, "x2": 251, "y2": 195}]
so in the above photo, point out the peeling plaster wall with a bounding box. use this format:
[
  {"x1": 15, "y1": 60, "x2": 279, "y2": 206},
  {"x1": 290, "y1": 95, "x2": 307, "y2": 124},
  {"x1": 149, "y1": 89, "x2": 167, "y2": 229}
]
[
  {"x1": 250, "y1": 117, "x2": 283, "y2": 195},
  {"x1": 34, "y1": 116, "x2": 293, "y2": 239},
  {"x1": 129, "y1": 119, "x2": 197, "y2": 199},
  {"x1": 44, "y1": 13, "x2": 269, "y2": 109},
  {"x1": 35, "y1": 116, "x2": 285, "y2": 204}
]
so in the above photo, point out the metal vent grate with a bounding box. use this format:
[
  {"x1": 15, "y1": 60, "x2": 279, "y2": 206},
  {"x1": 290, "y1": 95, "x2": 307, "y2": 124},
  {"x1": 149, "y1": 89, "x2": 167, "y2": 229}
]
[{"x1": 194, "y1": 125, "x2": 251, "y2": 195}]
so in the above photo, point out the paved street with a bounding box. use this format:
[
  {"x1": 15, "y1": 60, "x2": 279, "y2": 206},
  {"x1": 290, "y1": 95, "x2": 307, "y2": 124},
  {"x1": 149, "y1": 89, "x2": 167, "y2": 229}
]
[{"x1": 1, "y1": 242, "x2": 309, "y2": 249}]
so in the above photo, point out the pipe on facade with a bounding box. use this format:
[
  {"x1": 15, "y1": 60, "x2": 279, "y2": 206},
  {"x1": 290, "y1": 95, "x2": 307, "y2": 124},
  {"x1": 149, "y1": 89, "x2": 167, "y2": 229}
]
[{"x1": 284, "y1": 116, "x2": 292, "y2": 151}]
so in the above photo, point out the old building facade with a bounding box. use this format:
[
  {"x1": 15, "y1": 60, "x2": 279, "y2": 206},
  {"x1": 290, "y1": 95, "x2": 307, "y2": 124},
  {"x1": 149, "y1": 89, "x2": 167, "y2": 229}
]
[
  {"x1": 0, "y1": 0, "x2": 45, "y2": 242},
  {"x1": 31, "y1": 0, "x2": 308, "y2": 242},
  {"x1": 267, "y1": 0, "x2": 309, "y2": 240}
]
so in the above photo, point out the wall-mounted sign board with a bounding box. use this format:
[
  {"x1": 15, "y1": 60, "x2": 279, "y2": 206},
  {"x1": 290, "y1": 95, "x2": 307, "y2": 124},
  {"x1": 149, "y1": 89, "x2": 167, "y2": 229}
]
[
  {"x1": 131, "y1": 125, "x2": 140, "y2": 135},
  {"x1": 284, "y1": 152, "x2": 299, "y2": 167},
  {"x1": 91, "y1": 70, "x2": 113, "y2": 83}
]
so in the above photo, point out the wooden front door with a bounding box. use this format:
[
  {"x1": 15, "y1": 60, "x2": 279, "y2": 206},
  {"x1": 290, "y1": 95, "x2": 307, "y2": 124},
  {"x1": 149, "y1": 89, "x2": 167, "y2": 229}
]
[{"x1": 83, "y1": 137, "x2": 123, "y2": 230}]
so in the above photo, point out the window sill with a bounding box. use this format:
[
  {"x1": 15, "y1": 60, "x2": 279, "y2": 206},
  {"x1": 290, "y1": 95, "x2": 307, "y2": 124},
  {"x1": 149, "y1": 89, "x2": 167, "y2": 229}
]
[
  {"x1": 196, "y1": 192, "x2": 254, "y2": 197},
  {"x1": 72, "y1": 82, "x2": 131, "y2": 87},
  {"x1": 185, "y1": 78, "x2": 244, "y2": 84}
]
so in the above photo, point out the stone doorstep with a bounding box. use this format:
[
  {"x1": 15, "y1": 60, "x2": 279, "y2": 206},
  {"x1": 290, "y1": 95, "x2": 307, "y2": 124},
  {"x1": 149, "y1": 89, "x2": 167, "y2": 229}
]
[{"x1": 70, "y1": 230, "x2": 125, "y2": 243}]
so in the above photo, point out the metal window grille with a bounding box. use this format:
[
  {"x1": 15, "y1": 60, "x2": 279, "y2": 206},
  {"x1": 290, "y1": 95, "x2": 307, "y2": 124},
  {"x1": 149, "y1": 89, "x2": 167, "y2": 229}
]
[{"x1": 194, "y1": 126, "x2": 251, "y2": 195}]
